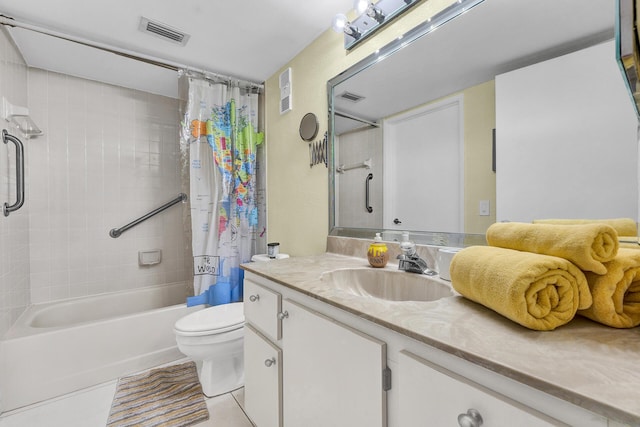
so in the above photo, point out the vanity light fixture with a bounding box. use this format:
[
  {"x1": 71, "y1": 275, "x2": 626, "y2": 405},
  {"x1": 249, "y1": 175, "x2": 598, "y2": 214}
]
[
  {"x1": 332, "y1": 0, "x2": 420, "y2": 49},
  {"x1": 332, "y1": 13, "x2": 362, "y2": 40},
  {"x1": 354, "y1": 0, "x2": 386, "y2": 23},
  {"x1": 367, "y1": 4, "x2": 386, "y2": 23},
  {"x1": 354, "y1": 0, "x2": 369, "y2": 14}
]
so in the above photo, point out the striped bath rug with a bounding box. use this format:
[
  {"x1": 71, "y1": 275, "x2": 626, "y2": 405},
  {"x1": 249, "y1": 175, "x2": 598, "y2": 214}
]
[{"x1": 107, "y1": 361, "x2": 209, "y2": 427}]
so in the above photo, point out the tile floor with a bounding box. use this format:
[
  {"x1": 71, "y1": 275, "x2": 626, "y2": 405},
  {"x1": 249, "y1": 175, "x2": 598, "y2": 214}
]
[{"x1": 0, "y1": 362, "x2": 255, "y2": 427}]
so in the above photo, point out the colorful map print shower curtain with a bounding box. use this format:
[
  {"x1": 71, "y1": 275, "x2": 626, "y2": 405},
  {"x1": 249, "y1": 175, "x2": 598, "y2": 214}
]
[{"x1": 181, "y1": 77, "x2": 264, "y2": 306}]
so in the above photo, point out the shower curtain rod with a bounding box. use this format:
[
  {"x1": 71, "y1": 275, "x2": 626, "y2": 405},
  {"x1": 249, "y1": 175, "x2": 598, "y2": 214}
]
[
  {"x1": 0, "y1": 15, "x2": 264, "y2": 91},
  {"x1": 334, "y1": 110, "x2": 379, "y2": 127}
]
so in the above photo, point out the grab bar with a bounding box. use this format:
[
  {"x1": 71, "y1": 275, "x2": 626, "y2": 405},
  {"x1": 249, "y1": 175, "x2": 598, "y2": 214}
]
[
  {"x1": 3, "y1": 129, "x2": 25, "y2": 217},
  {"x1": 109, "y1": 193, "x2": 187, "y2": 238},
  {"x1": 365, "y1": 173, "x2": 373, "y2": 213},
  {"x1": 336, "y1": 158, "x2": 372, "y2": 174}
]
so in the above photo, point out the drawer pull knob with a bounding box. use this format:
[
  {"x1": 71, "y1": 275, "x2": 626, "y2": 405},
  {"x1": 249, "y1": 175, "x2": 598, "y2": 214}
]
[
  {"x1": 278, "y1": 311, "x2": 289, "y2": 320},
  {"x1": 264, "y1": 357, "x2": 276, "y2": 367},
  {"x1": 249, "y1": 294, "x2": 260, "y2": 302},
  {"x1": 458, "y1": 409, "x2": 483, "y2": 427}
]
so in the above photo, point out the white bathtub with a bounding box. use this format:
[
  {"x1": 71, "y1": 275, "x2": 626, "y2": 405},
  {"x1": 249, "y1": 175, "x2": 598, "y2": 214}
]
[{"x1": 0, "y1": 283, "x2": 202, "y2": 412}]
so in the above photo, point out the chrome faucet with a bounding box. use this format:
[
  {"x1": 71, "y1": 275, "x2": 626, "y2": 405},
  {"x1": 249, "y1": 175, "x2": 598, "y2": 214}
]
[{"x1": 397, "y1": 234, "x2": 437, "y2": 276}]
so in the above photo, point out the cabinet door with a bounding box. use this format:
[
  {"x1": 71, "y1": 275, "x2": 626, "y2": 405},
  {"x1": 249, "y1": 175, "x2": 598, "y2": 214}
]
[
  {"x1": 244, "y1": 279, "x2": 281, "y2": 341},
  {"x1": 244, "y1": 324, "x2": 282, "y2": 427},
  {"x1": 397, "y1": 350, "x2": 567, "y2": 427},
  {"x1": 281, "y1": 299, "x2": 387, "y2": 427}
]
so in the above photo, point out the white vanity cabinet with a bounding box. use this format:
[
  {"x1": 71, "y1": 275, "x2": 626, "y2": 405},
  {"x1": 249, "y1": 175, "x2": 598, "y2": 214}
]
[
  {"x1": 244, "y1": 279, "x2": 283, "y2": 427},
  {"x1": 244, "y1": 324, "x2": 282, "y2": 427},
  {"x1": 243, "y1": 272, "x2": 616, "y2": 427},
  {"x1": 243, "y1": 277, "x2": 388, "y2": 427},
  {"x1": 396, "y1": 350, "x2": 567, "y2": 427},
  {"x1": 280, "y1": 299, "x2": 387, "y2": 427},
  {"x1": 244, "y1": 279, "x2": 281, "y2": 341}
]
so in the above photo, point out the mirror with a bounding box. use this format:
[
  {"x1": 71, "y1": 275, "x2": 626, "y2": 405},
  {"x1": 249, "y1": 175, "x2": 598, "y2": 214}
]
[
  {"x1": 300, "y1": 112, "x2": 319, "y2": 141},
  {"x1": 328, "y1": 0, "x2": 639, "y2": 246},
  {"x1": 617, "y1": 0, "x2": 640, "y2": 117}
]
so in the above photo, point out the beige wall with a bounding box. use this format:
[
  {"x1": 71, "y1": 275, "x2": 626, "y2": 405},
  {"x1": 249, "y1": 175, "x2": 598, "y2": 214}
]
[
  {"x1": 463, "y1": 80, "x2": 496, "y2": 234},
  {"x1": 265, "y1": 0, "x2": 457, "y2": 256}
]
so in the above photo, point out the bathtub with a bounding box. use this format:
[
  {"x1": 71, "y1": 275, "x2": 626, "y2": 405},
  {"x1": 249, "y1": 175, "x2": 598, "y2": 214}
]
[{"x1": 0, "y1": 282, "x2": 203, "y2": 412}]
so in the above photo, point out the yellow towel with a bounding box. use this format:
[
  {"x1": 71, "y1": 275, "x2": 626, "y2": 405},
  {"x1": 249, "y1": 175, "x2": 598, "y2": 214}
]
[
  {"x1": 450, "y1": 246, "x2": 591, "y2": 331},
  {"x1": 486, "y1": 222, "x2": 618, "y2": 275},
  {"x1": 579, "y1": 248, "x2": 640, "y2": 328},
  {"x1": 533, "y1": 218, "x2": 637, "y2": 237}
]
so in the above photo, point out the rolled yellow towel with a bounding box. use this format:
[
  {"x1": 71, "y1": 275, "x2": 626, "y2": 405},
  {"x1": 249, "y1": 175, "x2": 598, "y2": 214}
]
[
  {"x1": 533, "y1": 218, "x2": 637, "y2": 237},
  {"x1": 579, "y1": 248, "x2": 640, "y2": 328},
  {"x1": 450, "y1": 246, "x2": 591, "y2": 331},
  {"x1": 486, "y1": 222, "x2": 618, "y2": 275}
]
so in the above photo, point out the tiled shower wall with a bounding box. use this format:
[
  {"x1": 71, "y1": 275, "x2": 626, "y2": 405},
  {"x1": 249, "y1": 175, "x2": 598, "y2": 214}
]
[
  {"x1": 27, "y1": 69, "x2": 192, "y2": 304},
  {"x1": 0, "y1": 28, "x2": 30, "y2": 337}
]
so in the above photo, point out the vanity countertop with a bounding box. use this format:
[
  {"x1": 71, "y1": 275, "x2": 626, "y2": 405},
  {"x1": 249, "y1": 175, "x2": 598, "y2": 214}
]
[{"x1": 241, "y1": 250, "x2": 640, "y2": 425}]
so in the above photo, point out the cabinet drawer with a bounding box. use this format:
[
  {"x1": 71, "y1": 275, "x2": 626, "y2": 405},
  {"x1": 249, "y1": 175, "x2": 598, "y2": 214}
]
[
  {"x1": 397, "y1": 350, "x2": 568, "y2": 427},
  {"x1": 244, "y1": 324, "x2": 282, "y2": 427},
  {"x1": 244, "y1": 279, "x2": 281, "y2": 341}
]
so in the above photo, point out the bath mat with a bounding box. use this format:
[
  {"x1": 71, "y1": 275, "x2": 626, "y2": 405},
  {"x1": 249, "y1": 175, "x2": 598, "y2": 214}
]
[{"x1": 106, "y1": 361, "x2": 209, "y2": 427}]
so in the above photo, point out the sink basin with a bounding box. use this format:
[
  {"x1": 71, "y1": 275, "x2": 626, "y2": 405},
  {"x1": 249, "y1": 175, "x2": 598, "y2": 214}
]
[{"x1": 321, "y1": 268, "x2": 454, "y2": 302}]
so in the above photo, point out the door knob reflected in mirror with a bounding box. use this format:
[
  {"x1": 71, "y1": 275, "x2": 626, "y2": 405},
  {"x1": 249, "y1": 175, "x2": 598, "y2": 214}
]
[
  {"x1": 249, "y1": 294, "x2": 259, "y2": 302},
  {"x1": 393, "y1": 218, "x2": 402, "y2": 225}
]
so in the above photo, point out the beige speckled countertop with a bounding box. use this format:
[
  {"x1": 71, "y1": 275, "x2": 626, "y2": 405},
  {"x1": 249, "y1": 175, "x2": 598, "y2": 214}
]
[{"x1": 242, "y1": 237, "x2": 640, "y2": 425}]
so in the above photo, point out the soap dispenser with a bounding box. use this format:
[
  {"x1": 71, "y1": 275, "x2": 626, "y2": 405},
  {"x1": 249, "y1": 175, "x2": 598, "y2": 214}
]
[
  {"x1": 368, "y1": 233, "x2": 389, "y2": 268},
  {"x1": 400, "y1": 232, "x2": 415, "y2": 255}
]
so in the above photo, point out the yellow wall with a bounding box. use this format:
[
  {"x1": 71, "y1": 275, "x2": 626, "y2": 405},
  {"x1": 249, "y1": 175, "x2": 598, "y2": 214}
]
[
  {"x1": 463, "y1": 80, "x2": 496, "y2": 234},
  {"x1": 265, "y1": 0, "x2": 457, "y2": 256}
]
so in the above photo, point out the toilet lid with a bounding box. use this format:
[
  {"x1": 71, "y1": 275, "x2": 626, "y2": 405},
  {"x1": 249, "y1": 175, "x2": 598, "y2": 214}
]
[{"x1": 175, "y1": 302, "x2": 244, "y2": 336}]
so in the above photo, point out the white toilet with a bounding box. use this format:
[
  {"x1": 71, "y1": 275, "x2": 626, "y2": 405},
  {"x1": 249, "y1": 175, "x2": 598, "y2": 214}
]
[{"x1": 174, "y1": 302, "x2": 245, "y2": 397}]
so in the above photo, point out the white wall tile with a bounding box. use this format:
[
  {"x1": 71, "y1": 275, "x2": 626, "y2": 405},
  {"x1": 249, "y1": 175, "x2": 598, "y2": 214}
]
[
  {"x1": 27, "y1": 69, "x2": 190, "y2": 304},
  {"x1": 0, "y1": 29, "x2": 190, "y2": 325},
  {"x1": 0, "y1": 27, "x2": 30, "y2": 336}
]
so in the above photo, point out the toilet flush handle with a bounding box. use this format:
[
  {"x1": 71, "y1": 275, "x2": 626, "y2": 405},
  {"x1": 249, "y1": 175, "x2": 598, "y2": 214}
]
[
  {"x1": 264, "y1": 357, "x2": 276, "y2": 367},
  {"x1": 249, "y1": 294, "x2": 260, "y2": 302}
]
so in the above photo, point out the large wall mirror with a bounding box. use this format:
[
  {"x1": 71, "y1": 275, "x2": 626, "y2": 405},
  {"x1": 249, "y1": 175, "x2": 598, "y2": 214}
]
[{"x1": 328, "y1": 0, "x2": 639, "y2": 246}]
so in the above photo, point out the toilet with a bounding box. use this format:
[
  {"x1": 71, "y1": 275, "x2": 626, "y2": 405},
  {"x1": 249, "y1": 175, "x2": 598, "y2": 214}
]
[{"x1": 174, "y1": 302, "x2": 245, "y2": 397}]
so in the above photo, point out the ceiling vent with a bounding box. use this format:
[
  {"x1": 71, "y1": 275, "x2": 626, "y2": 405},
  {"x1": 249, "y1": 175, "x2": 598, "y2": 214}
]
[
  {"x1": 139, "y1": 17, "x2": 190, "y2": 46},
  {"x1": 338, "y1": 91, "x2": 365, "y2": 102}
]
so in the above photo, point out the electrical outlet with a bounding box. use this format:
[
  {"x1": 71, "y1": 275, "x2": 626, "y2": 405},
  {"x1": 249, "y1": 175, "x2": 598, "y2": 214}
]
[{"x1": 479, "y1": 200, "x2": 490, "y2": 216}]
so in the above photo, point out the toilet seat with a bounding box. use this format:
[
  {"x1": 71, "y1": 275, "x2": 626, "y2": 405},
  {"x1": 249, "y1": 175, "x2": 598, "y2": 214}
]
[{"x1": 175, "y1": 302, "x2": 244, "y2": 337}]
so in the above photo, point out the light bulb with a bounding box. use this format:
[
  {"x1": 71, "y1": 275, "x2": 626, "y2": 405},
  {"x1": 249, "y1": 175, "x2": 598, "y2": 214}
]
[
  {"x1": 353, "y1": 0, "x2": 369, "y2": 14},
  {"x1": 332, "y1": 13, "x2": 348, "y2": 33}
]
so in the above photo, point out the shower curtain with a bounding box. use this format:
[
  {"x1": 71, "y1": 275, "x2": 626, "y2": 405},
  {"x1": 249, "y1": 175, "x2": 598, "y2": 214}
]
[{"x1": 180, "y1": 76, "x2": 264, "y2": 306}]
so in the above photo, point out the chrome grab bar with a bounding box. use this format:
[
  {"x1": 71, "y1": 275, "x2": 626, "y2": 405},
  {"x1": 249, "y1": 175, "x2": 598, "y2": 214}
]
[
  {"x1": 109, "y1": 192, "x2": 187, "y2": 238},
  {"x1": 336, "y1": 158, "x2": 372, "y2": 174},
  {"x1": 3, "y1": 129, "x2": 25, "y2": 217}
]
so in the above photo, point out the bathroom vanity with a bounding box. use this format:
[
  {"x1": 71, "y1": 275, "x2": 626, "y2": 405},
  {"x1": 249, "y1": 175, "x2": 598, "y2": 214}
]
[{"x1": 241, "y1": 237, "x2": 639, "y2": 427}]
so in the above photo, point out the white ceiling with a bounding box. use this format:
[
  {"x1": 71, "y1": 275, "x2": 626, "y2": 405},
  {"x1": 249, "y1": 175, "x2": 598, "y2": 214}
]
[{"x1": 0, "y1": 0, "x2": 355, "y2": 98}]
